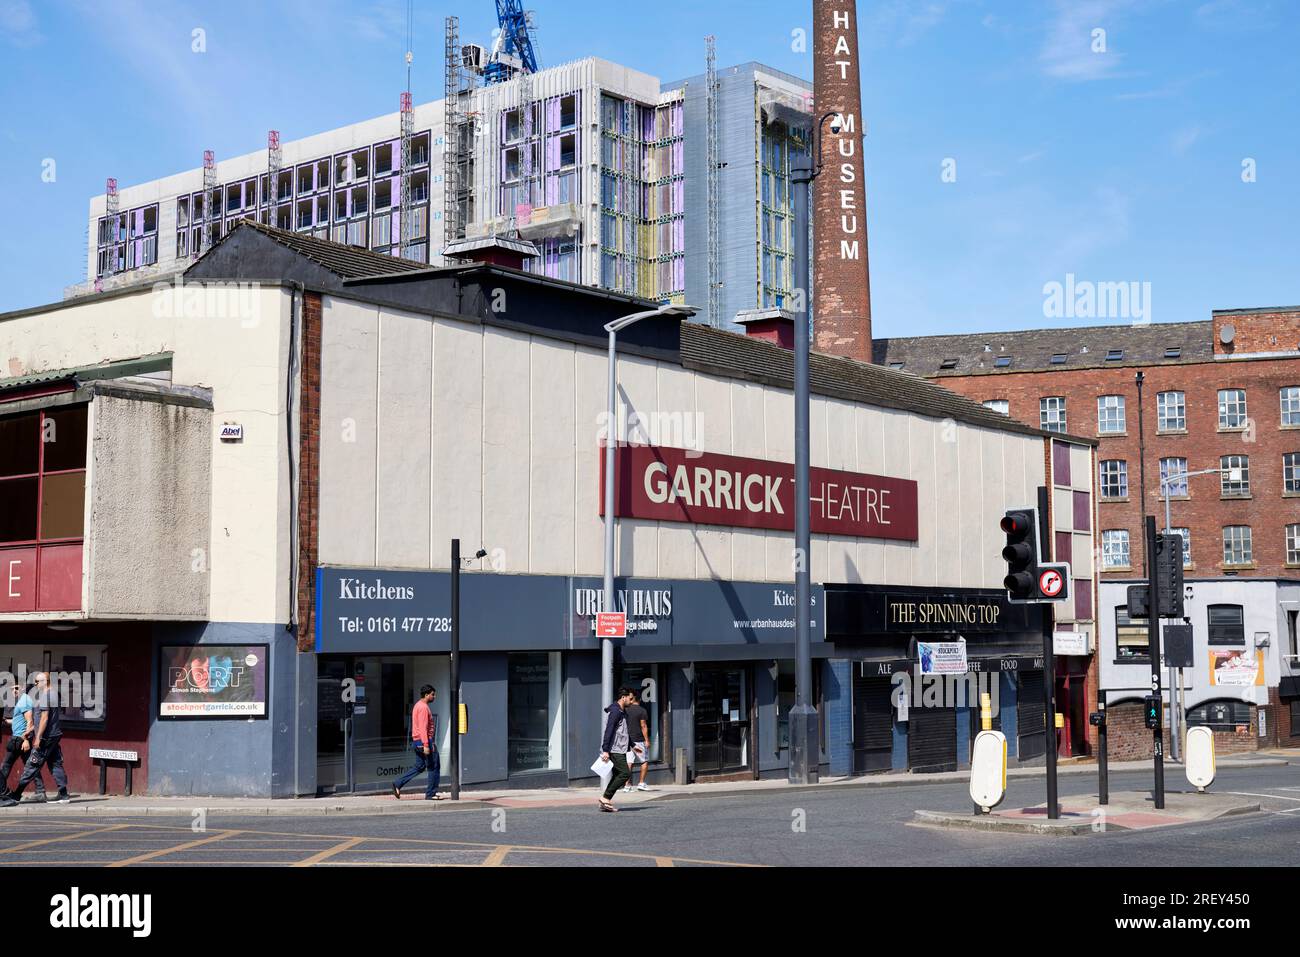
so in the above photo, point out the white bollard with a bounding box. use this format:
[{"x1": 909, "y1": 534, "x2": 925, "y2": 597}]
[
  {"x1": 969, "y1": 729, "x2": 1008, "y2": 812},
  {"x1": 1185, "y1": 726, "x2": 1216, "y2": 792}
]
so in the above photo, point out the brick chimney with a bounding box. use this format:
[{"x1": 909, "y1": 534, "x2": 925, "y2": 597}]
[
  {"x1": 736, "y1": 308, "x2": 796, "y2": 349},
  {"x1": 813, "y1": 0, "x2": 873, "y2": 363}
]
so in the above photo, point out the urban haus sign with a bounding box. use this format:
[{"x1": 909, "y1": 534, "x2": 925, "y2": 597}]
[{"x1": 602, "y1": 445, "x2": 918, "y2": 541}]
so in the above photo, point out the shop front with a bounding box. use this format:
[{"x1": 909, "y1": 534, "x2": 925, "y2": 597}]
[
  {"x1": 314, "y1": 567, "x2": 829, "y2": 790},
  {"x1": 824, "y1": 584, "x2": 1050, "y2": 773}
]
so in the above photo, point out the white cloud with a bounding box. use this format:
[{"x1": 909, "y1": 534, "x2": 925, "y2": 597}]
[
  {"x1": 1172, "y1": 125, "x2": 1203, "y2": 154},
  {"x1": 0, "y1": 0, "x2": 41, "y2": 47},
  {"x1": 1039, "y1": 0, "x2": 1131, "y2": 81}
]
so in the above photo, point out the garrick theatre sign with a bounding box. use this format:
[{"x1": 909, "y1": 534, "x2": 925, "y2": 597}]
[{"x1": 600, "y1": 444, "x2": 919, "y2": 541}]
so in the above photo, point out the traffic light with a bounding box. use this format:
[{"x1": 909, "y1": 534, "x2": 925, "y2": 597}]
[
  {"x1": 1001, "y1": 508, "x2": 1040, "y2": 601},
  {"x1": 1154, "y1": 532, "x2": 1185, "y2": 619},
  {"x1": 1144, "y1": 695, "x2": 1161, "y2": 730}
]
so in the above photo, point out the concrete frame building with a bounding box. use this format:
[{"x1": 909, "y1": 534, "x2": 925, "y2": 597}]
[
  {"x1": 2, "y1": 224, "x2": 1095, "y2": 795},
  {"x1": 72, "y1": 56, "x2": 811, "y2": 334}
]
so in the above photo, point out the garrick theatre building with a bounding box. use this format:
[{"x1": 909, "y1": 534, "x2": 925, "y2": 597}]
[{"x1": 0, "y1": 223, "x2": 1098, "y2": 795}]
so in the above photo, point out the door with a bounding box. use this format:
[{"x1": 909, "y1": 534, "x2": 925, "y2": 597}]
[
  {"x1": 1018, "y1": 669, "x2": 1046, "y2": 761},
  {"x1": 694, "y1": 665, "x2": 751, "y2": 776},
  {"x1": 316, "y1": 656, "x2": 354, "y2": 792},
  {"x1": 907, "y1": 705, "x2": 957, "y2": 772},
  {"x1": 852, "y1": 673, "x2": 894, "y2": 773}
]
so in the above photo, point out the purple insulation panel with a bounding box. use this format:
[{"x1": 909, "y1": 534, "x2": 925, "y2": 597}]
[
  {"x1": 1052, "y1": 440, "x2": 1071, "y2": 484},
  {"x1": 391, "y1": 210, "x2": 400, "y2": 246},
  {"x1": 547, "y1": 97, "x2": 560, "y2": 130}
]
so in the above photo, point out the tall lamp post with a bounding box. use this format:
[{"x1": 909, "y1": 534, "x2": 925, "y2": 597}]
[
  {"x1": 1157, "y1": 464, "x2": 1240, "y2": 763},
  {"x1": 602, "y1": 304, "x2": 696, "y2": 715},
  {"x1": 788, "y1": 110, "x2": 843, "y2": 785},
  {"x1": 450, "y1": 539, "x2": 487, "y2": 800}
]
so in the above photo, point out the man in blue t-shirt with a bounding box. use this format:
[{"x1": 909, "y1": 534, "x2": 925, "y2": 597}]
[
  {"x1": 0, "y1": 683, "x2": 48, "y2": 801},
  {"x1": 0, "y1": 673, "x2": 67, "y2": 806}
]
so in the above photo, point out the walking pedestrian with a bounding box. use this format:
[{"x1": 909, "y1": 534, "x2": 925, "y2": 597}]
[
  {"x1": 393, "y1": 685, "x2": 441, "y2": 800},
  {"x1": 0, "y1": 672, "x2": 69, "y2": 807},
  {"x1": 622, "y1": 690, "x2": 653, "y2": 793},
  {"x1": 0, "y1": 682, "x2": 48, "y2": 802},
  {"x1": 597, "y1": 687, "x2": 635, "y2": 812}
]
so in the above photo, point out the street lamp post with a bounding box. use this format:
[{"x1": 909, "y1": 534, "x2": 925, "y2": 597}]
[
  {"x1": 602, "y1": 304, "x2": 696, "y2": 716},
  {"x1": 1157, "y1": 464, "x2": 1240, "y2": 763},
  {"x1": 788, "y1": 109, "x2": 843, "y2": 785}
]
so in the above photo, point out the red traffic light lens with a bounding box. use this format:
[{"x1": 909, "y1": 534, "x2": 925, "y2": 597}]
[{"x1": 1000, "y1": 512, "x2": 1031, "y2": 536}]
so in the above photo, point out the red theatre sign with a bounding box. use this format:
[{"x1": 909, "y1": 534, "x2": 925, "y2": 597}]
[{"x1": 600, "y1": 445, "x2": 918, "y2": 541}]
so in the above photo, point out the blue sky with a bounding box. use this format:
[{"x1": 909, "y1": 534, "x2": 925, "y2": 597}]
[{"x1": 0, "y1": 0, "x2": 1296, "y2": 334}]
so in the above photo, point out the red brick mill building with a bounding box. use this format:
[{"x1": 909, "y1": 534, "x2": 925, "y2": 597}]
[{"x1": 876, "y1": 307, "x2": 1300, "y2": 757}]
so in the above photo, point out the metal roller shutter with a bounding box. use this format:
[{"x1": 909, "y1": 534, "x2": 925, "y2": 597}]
[
  {"x1": 1018, "y1": 669, "x2": 1046, "y2": 761},
  {"x1": 907, "y1": 705, "x2": 957, "y2": 772},
  {"x1": 852, "y1": 674, "x2": 894, "y2": 773}
]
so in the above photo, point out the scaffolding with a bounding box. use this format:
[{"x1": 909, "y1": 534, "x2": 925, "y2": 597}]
[
  {"x1": 399, "y1": 92, "x2": 414, "y2": 258},
  {"x1": 444, "y1": 15, "x2": 476, "y2": 255},
  {"x1": 200, "y1": 150, "x2": 217, "y2": 256},
  {"x1": 101, "y1": 177, "x2": 119, "y2": 287},
  {"x1": 515, "y1": 68, "x2": 534, "y2": 235},
  {"x1": 266, "y1": 131, "x2": 281, "y2": 227},
  {"x1": 705, "y1": 36, "x2": 720, "y2": 326}
]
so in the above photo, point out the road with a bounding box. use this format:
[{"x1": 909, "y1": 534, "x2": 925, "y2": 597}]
[{"x1": 1, "y1": 763, "x2": 1298, "y2": 866}]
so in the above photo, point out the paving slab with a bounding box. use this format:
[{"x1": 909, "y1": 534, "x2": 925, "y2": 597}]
[{"x1": 912, "y1": 789, "x2": 1261, "y2": 836}]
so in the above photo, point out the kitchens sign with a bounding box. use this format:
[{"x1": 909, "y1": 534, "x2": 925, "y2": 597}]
[{"x1": 601, "y1": 445, "x2": 918, "y2": 541}]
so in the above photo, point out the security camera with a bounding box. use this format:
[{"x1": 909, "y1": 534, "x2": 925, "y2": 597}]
[
  {"x1": 474, "y1": 548, "x2": 488, "y2": 560},
  {"x1": 830, "y1": 113, "x2": 844, "y2": 135}
]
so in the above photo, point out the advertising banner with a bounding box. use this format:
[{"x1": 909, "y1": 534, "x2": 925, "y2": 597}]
[
  {"x1": 1208, "y1": 649, "x2": 1264, "y2": 687},
  {"x1": 916, "y1": 639, "x2": 968, "y2": 675},
  {"x1": 159, "y1": 645, "x2": 268, "y2": 718}
]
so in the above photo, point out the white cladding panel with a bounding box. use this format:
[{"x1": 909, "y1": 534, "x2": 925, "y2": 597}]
[{"x1": 316, "y1": 297, "x2": 1055, "y2": 586}]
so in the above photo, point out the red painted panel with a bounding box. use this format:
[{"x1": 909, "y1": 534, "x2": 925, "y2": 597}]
[
  {"x1": 600, "y1": 444, "x2": 919, "y2": 542},
  {"x1": 37, "y1": 543, "x2": 82, "y2": 610},
  {"x1": 0, "y1": 547, "x2": 37, "y2": 613}
]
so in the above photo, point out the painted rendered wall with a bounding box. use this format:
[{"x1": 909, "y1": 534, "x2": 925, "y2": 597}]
[
  {"x1": 147, "y1": 622, "x2": 299, "y2": 797},
  {"x1": 0, "y1": 286, "x2": 293, "y2": 627},
  {"x1": 316, "y1": 295, "x2": 1046, "y2": 590},
  {"x1": 86, "y1": 392, "x2": 211, "y2": 618},
  {"x1": 1099, "y1": 579, "x2": 1281, "y2": 708}
]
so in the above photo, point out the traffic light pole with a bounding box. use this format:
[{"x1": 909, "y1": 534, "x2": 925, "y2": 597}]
[
  {"x1": 1037, "y1": 486, "x2": 1059, "y2": 820},
  {"x1": 1143, "y1": 515, "x2": 1166, "y2": 809}
]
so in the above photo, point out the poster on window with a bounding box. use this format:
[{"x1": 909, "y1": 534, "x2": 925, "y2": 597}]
[
  {"x1": 159, "y1": 645, "x2": 268, "y2": 718},
  {"x1": 1208, "y1": 649, "x2": 1264, "y2": 687},
  {"x1": 916, "y1": 639, "x2": 968, "y2": 675}
]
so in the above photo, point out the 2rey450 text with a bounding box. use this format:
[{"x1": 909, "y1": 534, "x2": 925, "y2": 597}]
[{"x1": 336, "y1": 616, "x2": 452, "y2": 634}]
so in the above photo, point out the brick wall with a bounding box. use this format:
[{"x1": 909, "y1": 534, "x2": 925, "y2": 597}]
[
  {"x1": 295, "y1": 291, "x2": 322, "y2": 653},
  {"x1": 1214, "y1": 309, "x2": 1300, "y2": 357},
  {"x1": 932, "y1": 356, "x2": 1300, "y2": 578},
  {"x1": 1107, "y1": 699, "x2": 1271, "y2": 759}
]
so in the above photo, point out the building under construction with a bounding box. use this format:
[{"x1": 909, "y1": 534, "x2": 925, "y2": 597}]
[{"x1": 74, "y1": 25, "x2": 811, "y2": 330}]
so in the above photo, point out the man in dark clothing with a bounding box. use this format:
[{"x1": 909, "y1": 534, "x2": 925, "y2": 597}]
[
  {"x1": 0, "y1": 672, "x2": 69, "y2": 807},
  {"x1": 597, "y1": 687, "x2": 635, "y2": 811},
  {"x1": 622, "y1": 691, "x2": 652, "y2": 793}
]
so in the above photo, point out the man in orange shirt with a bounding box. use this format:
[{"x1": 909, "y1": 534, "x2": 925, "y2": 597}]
[{"x1": 394, "y1": 685, "x2": 440, "y2": 800}]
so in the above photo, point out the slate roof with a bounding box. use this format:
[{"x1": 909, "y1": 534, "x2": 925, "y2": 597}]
[
  {"x1": 199, "y1": 221, "x2": 430, "y2": 279},
  {"x1": 680, "y1": 323, "x2": 1094, "y2": 444},
  {"x1": 872, "y1": 320, "x2": 1214, "y2": 377}
]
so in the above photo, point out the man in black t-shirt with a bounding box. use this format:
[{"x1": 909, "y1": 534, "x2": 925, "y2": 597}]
[
  {"x1": 0, "y1": 672, "x2": 70, "y2": 807},
  {"x1": 621, "y1": 691, "x2": 652, "y2": 793}
]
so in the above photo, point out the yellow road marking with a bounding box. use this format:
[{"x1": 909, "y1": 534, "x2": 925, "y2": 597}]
[
  {"x1": 482, "y1": 845, "x2": 512, "y2": 866},
  {"x1": 655, "y1": 857, "x2": 674, "y2": 867},
  {"x1": 107, "y1": 829, "x2": 240, "y2": 867},
  {"x1": 30, "y1": 819, "x2": 760, "y2": 868},
  {"x1": 293, "y1": 836, "x2": 365, "y2": 867},
  {"x1": 0, "y1": 824, "x2": 129, "y2": 854}
]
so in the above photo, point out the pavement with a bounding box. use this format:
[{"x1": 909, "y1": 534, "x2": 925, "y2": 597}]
[
  {"x1": 1, "y1": 762, "x2": 1297, "y2": 866},
  {"x1": 1, "y1": 747, "x2": 1293, "y2": 817},
  {"x1": 914, "y1": 789, "x2": 1261, "y2": 835}
]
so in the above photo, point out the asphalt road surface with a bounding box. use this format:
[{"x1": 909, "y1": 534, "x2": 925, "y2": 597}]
[{"x1": 2, "y1": 763, "x2": 1298, "y2": 867}]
